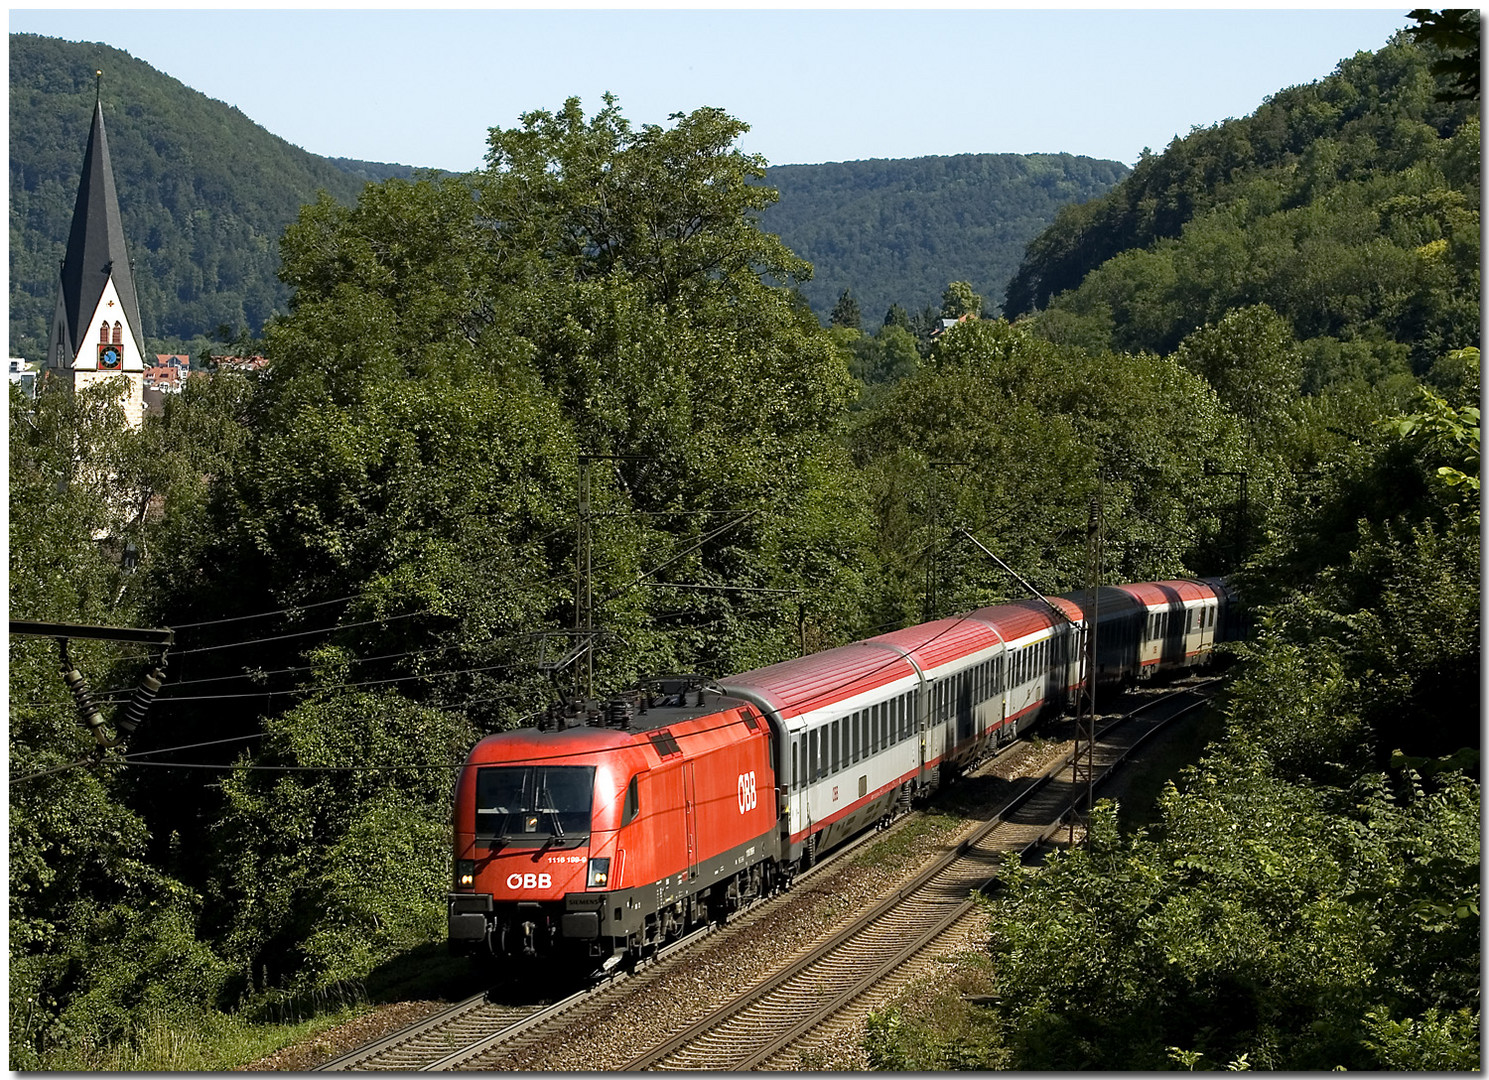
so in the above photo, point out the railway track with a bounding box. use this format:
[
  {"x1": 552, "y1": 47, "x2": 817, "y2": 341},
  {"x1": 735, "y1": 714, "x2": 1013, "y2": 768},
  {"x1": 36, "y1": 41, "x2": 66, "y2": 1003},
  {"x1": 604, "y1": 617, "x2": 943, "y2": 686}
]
[
  {"x1": 318, "y1": 681, "x2": 1216, "y2": 1071},
  {"x1": 313, "y1": 738, "x2": 969, "y2": 1073},
  {"x1": 620, "y1": 682, "x2": 1214, "y2": 1072}
]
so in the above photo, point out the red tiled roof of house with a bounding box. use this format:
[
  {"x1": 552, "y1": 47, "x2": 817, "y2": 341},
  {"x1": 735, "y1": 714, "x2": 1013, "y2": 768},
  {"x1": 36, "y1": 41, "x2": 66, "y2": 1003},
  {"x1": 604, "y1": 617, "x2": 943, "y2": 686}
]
[{"x1": 143, "y1": 365, "x2": 183, "y2": 389}]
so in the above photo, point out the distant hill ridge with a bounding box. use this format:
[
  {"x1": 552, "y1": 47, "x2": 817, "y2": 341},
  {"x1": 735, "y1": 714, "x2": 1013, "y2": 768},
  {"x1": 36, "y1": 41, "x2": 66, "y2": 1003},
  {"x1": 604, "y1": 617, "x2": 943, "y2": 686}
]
[
  {"x1": 9, "y1": 32, "x2": 1128, "y2": 355},
  {"x1": 759, "y1": 152, "x2": 1129, "y2": 322}
]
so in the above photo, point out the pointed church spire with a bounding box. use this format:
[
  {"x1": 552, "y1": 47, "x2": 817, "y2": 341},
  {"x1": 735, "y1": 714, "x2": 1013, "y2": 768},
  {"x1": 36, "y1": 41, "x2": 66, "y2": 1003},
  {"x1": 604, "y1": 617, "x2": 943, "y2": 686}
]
[{"x1": 46, "y1": 74, "x2": 147, "y2": 426}]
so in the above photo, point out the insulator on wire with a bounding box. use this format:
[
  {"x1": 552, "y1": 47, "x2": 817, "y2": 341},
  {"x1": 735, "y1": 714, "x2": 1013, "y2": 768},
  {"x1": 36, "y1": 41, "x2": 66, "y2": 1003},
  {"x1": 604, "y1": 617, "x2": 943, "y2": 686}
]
[
  {"x1": 61, "y1": 665, "x2": 108, "y2": 745},
  {"x1": 115, "y1": 663, "x2": 166, "y2": 739}
]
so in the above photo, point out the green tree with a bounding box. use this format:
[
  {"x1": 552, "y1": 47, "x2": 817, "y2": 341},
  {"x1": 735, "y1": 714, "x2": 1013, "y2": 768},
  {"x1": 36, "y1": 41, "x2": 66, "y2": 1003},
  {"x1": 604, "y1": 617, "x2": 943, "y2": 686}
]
[
  {"x1": 829, "y1": 287, "x2": 861, "y2": 330},
  {"x1": 939, "y1": 280, "x2": 983, "y2": 319},
  {"x1": 477, "y1": 93, "x2": 809, "y2": 305},
  {"x1": 1174, "y1": 304, "x2": 1303, "y2": 448}
]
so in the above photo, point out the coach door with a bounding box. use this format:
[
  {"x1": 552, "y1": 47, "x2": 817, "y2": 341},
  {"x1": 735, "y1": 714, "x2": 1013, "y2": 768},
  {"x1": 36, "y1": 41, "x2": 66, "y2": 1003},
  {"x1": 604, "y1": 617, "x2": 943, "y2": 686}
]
[{"x1": 682, "y1": 760, "x2": 698, "y2": 882}]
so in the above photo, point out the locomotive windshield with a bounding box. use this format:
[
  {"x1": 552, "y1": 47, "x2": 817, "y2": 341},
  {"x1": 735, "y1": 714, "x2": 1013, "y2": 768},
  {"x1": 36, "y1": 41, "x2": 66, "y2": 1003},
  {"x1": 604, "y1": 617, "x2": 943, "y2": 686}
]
[{"x1": 474, "y1": 765, "x2": 595, "y2": 843}]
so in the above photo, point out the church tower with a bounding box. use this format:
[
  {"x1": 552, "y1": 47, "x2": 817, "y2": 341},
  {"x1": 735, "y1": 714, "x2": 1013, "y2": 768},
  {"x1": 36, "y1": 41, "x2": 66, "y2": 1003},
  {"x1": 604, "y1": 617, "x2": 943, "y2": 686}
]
[{"x1": 47, "y1": 74, "x2": 146, "y2": 430}]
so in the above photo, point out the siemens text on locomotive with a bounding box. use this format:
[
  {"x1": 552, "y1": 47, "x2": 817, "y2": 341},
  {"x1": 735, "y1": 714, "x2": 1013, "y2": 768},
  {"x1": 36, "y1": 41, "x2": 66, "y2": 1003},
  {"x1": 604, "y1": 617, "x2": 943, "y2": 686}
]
[{"x1": 448, "y1": 578, "x2": 1240, "y2": 968}]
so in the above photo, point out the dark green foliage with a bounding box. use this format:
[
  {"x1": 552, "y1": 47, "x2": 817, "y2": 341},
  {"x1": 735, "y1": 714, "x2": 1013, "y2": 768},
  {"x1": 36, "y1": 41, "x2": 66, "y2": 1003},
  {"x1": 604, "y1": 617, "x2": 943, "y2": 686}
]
[
  {"x1": 1173, "y1": 304, "x2": 1303, "y2": 449},
  {"x1": 848, "y1": 318, "x2": 1253, "y2": 628},
  {"x1": 1006, "y1": 36, "x2": 1479, "y2": 375},
  {"x1": 829, "y1": 287, "x2": 861, "y2": 330},
  {"x1": 9, "y1": 378, "x2": 233, "y2": 1067},
  {"x1": 209, "y1": 682, "x2": 464, "y2": 995},
  {"x1": 984, "y1": 767, "x2": 1478, "y2": 1070},
  {"x1": 9, "y1": 34, "x2": 422, "y2": 358},
  {"x1": 759, "y1": 152, "x2": 1130, "y2": 324}
]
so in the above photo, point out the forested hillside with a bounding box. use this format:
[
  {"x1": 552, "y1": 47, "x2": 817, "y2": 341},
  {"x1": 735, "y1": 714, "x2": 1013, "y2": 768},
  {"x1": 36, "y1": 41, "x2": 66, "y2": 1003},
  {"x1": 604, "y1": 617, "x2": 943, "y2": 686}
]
[
  {"x1": 9, "y1": 20, "x2": 1480, "y2": 1074},
  {"x1": 1004, "y1": 34, "x2": 1479, "y2": 378},
  {"x1": 8, "y1": 34, "x2": 405, "y2": 358},
  {"x1": 759, "y1": 153, "x2": 1129, "y2": 323}
]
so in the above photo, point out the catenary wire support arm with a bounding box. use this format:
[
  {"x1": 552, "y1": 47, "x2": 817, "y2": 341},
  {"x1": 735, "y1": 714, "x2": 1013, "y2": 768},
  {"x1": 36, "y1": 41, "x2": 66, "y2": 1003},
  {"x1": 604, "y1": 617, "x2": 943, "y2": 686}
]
[{"x1": 10, "y1": 620, "x2": 173, "y2": 749}]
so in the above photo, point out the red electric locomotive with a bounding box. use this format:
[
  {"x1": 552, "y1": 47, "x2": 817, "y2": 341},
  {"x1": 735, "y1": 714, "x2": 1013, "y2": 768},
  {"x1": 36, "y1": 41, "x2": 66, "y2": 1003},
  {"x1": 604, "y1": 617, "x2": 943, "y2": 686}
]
[
  {"x1": 448, "y1": 680, "x2": 781, "y2": 968},
  {"x1": 449, "y1": 579, "x2": 1239, "y2": 969}
]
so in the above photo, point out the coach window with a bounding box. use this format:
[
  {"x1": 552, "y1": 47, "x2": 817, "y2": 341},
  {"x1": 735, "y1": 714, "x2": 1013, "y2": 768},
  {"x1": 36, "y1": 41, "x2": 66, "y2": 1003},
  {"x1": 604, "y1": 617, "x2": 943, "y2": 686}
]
[
  {"x1": 851, "y1": 712, "x2": 860, "y2": 764},
  {"x1": 809, "y1": 730, "x2": 819, "y2": 781},
  {"x1": 831, "y1": 720, "x2": 840, "y2": 774}
]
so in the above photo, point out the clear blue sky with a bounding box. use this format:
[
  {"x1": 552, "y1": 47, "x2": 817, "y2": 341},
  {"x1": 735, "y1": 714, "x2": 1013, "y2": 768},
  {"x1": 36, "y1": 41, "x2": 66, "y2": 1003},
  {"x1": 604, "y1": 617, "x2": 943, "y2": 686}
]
[{"x1": 9, "y1": 7, "x2": 1413, "y2": 171}]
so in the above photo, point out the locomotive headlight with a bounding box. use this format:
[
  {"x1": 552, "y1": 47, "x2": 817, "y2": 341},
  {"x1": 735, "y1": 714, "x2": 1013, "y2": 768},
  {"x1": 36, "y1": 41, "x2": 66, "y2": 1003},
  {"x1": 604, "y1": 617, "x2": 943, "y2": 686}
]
[
  {"x1": 587, "y1": 857, "x2": 610, "y2": 889},
  {"x1": 456, "y1": 859, "x2": 476, "y2": 890}
]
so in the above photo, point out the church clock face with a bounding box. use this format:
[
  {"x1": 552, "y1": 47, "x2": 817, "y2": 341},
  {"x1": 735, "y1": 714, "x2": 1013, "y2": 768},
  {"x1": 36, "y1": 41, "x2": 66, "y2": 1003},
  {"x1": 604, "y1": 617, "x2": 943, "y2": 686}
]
[{"x1": 97, "y1": 343, "x2": 123, "y2": 370}]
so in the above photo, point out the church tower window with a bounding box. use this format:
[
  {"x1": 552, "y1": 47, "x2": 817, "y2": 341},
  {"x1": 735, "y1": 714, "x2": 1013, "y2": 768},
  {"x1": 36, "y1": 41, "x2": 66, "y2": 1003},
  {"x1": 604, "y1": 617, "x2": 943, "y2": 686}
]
[{"x1": 112, "y1": 321, "x2": 123, "y2": 345}]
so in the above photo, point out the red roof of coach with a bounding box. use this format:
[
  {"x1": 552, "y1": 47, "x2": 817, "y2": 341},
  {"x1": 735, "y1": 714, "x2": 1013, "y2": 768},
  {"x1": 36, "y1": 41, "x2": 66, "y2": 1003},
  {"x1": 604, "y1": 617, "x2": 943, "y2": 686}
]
[
  {"x1": 1116, "y1": 580, "x2": 1213, "y2": 607},
  {"x1": 868, "y1": 615, "x2": 1005, "y2": 670},
  {"x1": 723, "y1": 641, "x2": 920, "y2": 720}
]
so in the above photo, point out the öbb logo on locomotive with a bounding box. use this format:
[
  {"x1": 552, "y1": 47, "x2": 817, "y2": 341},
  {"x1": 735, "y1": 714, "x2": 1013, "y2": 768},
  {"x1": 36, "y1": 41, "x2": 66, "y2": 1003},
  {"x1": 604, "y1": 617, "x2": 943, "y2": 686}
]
[
  {"x1": 448, "y1": 578, "x2": 1240, "y2": 968},
  {"x1": 738, "y1": 771, "x2": 757, "y2": 814},
  {"x1": 507, "y1": 872, "x2": 554, "y2": 891}
]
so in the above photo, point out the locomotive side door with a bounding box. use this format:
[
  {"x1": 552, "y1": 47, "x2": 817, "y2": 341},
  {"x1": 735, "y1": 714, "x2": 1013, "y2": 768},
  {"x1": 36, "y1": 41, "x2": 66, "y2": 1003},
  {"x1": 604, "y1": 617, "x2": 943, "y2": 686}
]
[{"x1": 682, "y1": 760, "x2": 698, "y2": 882}]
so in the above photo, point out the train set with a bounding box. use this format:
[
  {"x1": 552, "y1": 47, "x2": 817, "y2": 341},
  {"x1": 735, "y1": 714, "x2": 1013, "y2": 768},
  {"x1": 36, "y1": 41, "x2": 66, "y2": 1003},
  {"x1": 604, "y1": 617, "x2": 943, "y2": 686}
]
[{"x1": 448, "y1": 578, "x2": 1240, "y2": 968}]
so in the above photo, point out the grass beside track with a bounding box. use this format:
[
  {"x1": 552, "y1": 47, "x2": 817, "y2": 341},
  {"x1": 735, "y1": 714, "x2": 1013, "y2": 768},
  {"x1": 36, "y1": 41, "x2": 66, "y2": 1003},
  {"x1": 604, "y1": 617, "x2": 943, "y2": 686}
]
[{"x1": 43, "y1": 946, "x2": 486, "y2": 1071}]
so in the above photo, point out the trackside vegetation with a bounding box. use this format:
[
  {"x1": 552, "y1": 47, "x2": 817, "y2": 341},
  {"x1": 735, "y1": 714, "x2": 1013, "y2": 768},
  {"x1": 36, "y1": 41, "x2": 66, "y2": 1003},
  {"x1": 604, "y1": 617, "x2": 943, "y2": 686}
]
[{"x1": 9, "y1": 23, "x2": 1478, "y2": 1071}]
